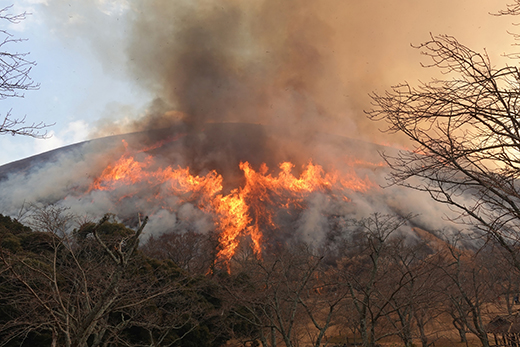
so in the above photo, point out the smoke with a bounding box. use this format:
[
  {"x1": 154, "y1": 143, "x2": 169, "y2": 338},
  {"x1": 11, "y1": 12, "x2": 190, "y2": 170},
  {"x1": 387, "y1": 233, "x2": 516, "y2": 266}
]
[
  {"x1": 1, "y1": 0, "x2": 506, "y2": 245},
  {"x1": 39, "y1": 0, "x2": 513, "y2": 144},
  {"x1": 121, "y1": 0, "x2": 339, "y2": 139}
]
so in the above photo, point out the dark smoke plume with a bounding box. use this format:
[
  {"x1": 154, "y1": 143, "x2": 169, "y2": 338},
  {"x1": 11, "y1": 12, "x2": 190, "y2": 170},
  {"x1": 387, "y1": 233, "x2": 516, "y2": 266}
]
[
  {"x1": 124, "y1": 0, "x2": 338, "y2": 137},
  {"x1": 1, "y1": 0, "x2": 506, "y2": 243},
  {"x1": 40, "y1": 0, "x2": 512, "y2": 144}
]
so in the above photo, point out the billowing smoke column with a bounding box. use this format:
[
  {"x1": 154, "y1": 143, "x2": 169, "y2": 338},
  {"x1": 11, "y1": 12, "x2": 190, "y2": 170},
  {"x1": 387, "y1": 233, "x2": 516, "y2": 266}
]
[
  {"x1": 0, "y1": 0, "x2": 484, "y2": 259},
  {"x1": 124, "y1": 0, "x2": 336, "y2": 132},
  {"x1": 39, "y1": 0, "x2": 510, "y2": 142}
]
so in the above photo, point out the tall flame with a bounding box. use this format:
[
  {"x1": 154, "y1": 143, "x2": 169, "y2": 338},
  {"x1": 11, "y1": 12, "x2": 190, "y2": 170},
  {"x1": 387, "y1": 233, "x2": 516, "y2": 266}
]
[{"x1": 86, "y1": 144, "x2": 377, "y2": 267}]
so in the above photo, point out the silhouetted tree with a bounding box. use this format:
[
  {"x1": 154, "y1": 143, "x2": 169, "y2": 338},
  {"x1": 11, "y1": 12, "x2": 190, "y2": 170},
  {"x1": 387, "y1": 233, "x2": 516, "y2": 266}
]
[
  {"x1": 0, "y1": 5, "x2": 51, "y2": 137},
  {"x1": 367, "y1": 30, "x2": 520, "y2": 272},
  {"x1": 436, "y1": 240, "x2": 493, "y2": 347},
  {"x1": 141, "y1": 230, "x2": 218, "y2": 275},
  {"x1": 223, "y1": 242, "x2": 347, "y2": 347},
  {"x1": 0, "y1": 212, "x2": 225, "y2": 347},
  {"x1": 335, "y1": 214, "x2": 411, "y2": 347},
  {"x1": 383, "y1": 236, "x2": 443, "y2": 347}
]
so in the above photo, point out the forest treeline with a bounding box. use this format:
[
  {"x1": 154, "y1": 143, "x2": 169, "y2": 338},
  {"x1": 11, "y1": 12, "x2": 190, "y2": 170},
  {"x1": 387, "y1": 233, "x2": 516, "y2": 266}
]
[{"x1": 0, "y1": 207, "x2": 515, "y2": 347}]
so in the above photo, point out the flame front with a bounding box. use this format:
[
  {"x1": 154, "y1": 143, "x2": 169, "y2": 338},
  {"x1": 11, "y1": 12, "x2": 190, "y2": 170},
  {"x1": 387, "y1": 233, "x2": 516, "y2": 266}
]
[{"x1": 86, "y1": 148, "x2": 376, "y2": 267}]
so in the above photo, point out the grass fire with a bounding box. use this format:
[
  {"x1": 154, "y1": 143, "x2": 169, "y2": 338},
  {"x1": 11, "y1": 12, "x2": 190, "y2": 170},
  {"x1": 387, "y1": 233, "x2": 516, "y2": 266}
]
[{"x1": 85, "y1": 138, "x2": 375, "y2": 267}]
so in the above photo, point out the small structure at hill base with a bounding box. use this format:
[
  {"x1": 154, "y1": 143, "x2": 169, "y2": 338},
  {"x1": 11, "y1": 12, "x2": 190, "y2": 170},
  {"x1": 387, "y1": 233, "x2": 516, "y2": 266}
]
[{"x1": 487, "y1": 314, "x2": 520, "y2": 347}]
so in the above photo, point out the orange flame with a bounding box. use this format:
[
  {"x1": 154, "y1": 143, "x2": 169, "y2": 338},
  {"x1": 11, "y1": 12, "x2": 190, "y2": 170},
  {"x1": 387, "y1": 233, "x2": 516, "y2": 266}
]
[{"x1": 87, "y1": 149, "x2": 376, "y2": 268}]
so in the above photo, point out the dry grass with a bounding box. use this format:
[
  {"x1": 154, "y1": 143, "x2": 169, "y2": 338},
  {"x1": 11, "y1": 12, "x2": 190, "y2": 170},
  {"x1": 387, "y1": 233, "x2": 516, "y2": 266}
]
[
  {"x1": 322, "y1": 302, "x2": 514, "y2": 347},
  {"x1": 324, "y1": 334, "x2": 484, "y2": 347},
  {"x1": 226, "y1": 301, "x2": 517, "y2": 347}
]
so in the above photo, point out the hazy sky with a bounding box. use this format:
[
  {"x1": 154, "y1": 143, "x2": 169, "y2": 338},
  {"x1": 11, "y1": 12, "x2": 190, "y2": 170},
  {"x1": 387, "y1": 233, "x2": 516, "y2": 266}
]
[{"x1": 0, "y1": 0, "x2": 517, "y2": 165}]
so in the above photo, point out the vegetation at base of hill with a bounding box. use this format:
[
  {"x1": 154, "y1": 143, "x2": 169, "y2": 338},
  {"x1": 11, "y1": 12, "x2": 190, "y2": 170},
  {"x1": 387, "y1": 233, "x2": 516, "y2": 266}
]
[
  {"x1": 1, "y1": 210, "x2": 518, "y2": 347},
  {"x1": 0, "y1": 213, "x2": 235, "y2": 347}
]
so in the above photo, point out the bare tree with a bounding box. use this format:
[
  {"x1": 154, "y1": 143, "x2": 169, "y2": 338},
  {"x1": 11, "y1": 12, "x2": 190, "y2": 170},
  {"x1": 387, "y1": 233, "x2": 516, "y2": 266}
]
[
  {"x1": 436, "y1": 240, "x2": 495, "y2": 347},
  {"x1": 141, "y1": 229, "x2": 218, "y2": 274},
  {"x1": 223, "y1": 242, "x2": 347, "y2": 347},
  {"x1": 0, "y1": 214, "x2": 146, "y2": 346},
  {"x1": 367, "y1": 31, "x2": 520, "y2": 271},
  {"x1": 335, "y1": 214, "x2": 411, "y2": 347},
  {"x1": 0, "y1": 5, "x2": 51, "y2": 137},
  {"x1": 382, "y1": 236, "x2": 445, "y2": 347},
  {"x1": 493, "y1": 0, "x2": 520, "y2": 16},
  {"x1": 0, "y1": 211, "x2": 217, "y2": 347}
]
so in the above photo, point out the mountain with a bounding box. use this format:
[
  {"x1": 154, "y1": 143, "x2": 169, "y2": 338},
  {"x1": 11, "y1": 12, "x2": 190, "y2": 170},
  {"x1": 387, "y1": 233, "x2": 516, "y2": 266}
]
[
  {"x1": 0, "y1": 122, "x2": 459, "y2": 246},
  {"x1": 0, "y1": 123, "x2": 390, "y2": 184}
]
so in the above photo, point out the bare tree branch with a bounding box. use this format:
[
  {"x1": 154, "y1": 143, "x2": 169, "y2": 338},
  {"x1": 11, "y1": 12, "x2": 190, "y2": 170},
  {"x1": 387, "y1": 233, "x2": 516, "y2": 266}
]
[
  {"x1": 367, "y1": 33, "x2": 520, "y2": 271},
  {"x1": 0, "y1": 5, "x2": 53, "y2": 138}
]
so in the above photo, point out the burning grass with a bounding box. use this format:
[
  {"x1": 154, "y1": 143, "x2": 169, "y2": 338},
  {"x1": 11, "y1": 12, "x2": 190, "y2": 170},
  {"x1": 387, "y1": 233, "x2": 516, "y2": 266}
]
[{"x1": 85, "y1": 140, "x2": 377, "y2": 268}]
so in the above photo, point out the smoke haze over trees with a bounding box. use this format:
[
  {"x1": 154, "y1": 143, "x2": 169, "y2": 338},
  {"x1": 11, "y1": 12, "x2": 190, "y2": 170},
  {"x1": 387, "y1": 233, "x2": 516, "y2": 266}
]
[{"x1": 0, "y1": 210, "x2": 516, "y2": 347}]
